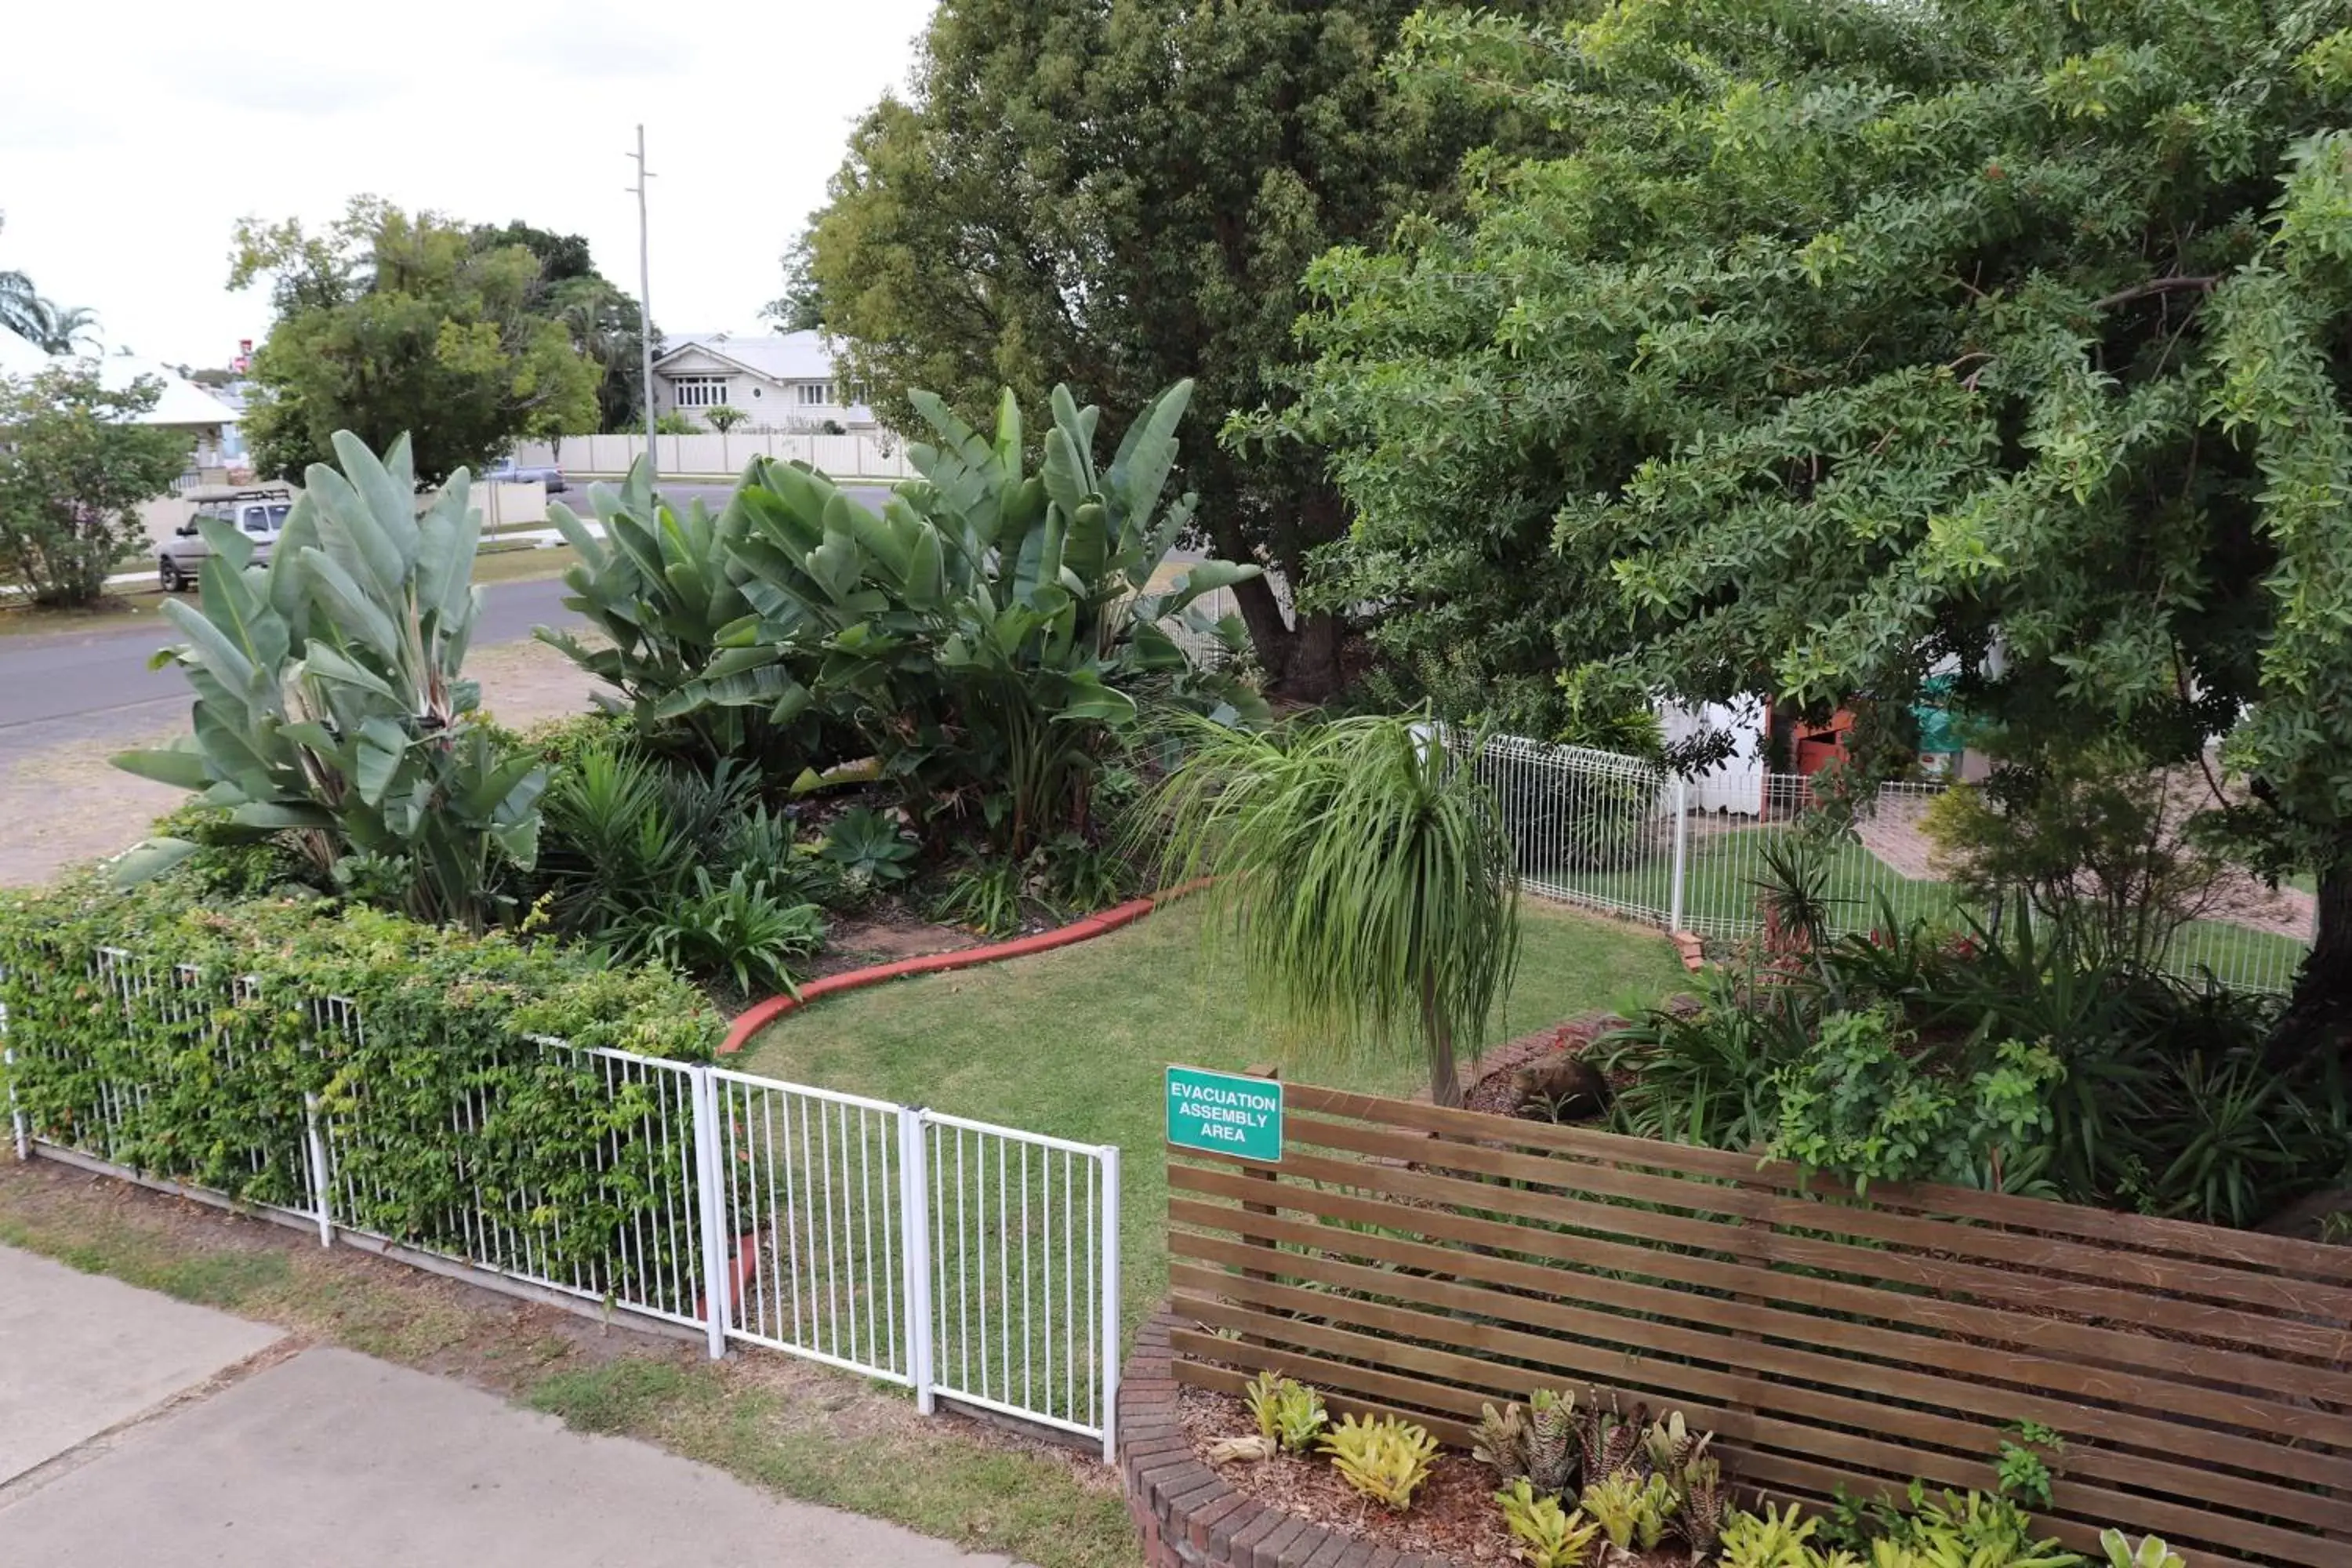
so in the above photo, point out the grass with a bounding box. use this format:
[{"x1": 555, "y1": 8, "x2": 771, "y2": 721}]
[
  {"x1": 0, "y1": 1158, "x2": 1139, "y2": 1568},
  {"x1": 0, "y1": 543, "x2": 579, "y2": 639},
  {"x1": 735, "y1": 896, "x2": 1691, "y2": 1339}
]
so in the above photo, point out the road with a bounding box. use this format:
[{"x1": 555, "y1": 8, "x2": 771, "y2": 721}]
[{"x1": 0, "y1": 482, "x2": 893, "y2": 762}]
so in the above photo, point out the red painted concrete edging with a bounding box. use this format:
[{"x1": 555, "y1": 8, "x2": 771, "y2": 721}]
[{"x1": 720, "y1": 880, "x2": 1208, "y2": 1055}]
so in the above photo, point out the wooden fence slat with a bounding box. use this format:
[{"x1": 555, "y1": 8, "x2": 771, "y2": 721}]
[
  {"x1": 1188, "y1": 1144, "x2": 2352, "y2": 1363},
  {"x1": 1279, "y1": 1083, "x2": 2352, "y2": 1283},
  {"x1": 1167, "y1": 1174, "x2": 2352, "y2": 1409},
  {"x1": 1280, "y1": 1111, "x2": 2352, "y2": 1324},
  {"x1": 1166, "y1": 1081, "x2": 2352, "y2": 1568},
  {"x1": 1168, "y1": 1297, "x2": 2339, "y2": 1568},
  {"x1": 1171, "y1": 1218, "x2": 2352, "y2": 1523},
  {"x1": 1169, "y1": 1261, "x2": 2352, "y2": 1532}
]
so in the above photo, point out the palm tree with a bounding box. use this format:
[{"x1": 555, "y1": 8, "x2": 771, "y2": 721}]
[
  {"x1": 0, "y1": 274, "x2": 99, "y2": 354},
  {"x1": 1148, "y1": 712, "x2": 1522, "y2": 1106}
]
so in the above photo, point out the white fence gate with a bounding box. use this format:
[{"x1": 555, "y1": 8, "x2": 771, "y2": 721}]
[
  {"x1": 2, "y1": 953, "x2": 1121, "y2": 1457},
  {"x1": 1464, "y1": 731, "x2": 2317, "y2": 996}
]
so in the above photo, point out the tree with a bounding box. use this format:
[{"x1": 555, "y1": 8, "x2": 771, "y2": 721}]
[
  {"x1": 0, "y1": 366, "x2": 189, "y2": 605},
  {"x1": 797, "y1": 0, "x2": 1537, "y2": 696},
  {"x1": 229, "y1": 198, "x2": 600, "y2": 485},
  {"x1": 1149, "y1": 713, "x2": 1520, "y2": 1106},
  {"x1": 0, "y1": 213, "x2": 100, "y2": 354},
  {"x1": 703, "y1": 404, "x2": 747, "y2": 432},
  {"x1": 1286, "y1": 2, "x2": 2352, "y2": 1062},
  {"x1": 476, "y1": 220, "x2": 655, "y2": 430},
  {"x1": 760, "y1": 233, "x2": 826, "y2": 332}
]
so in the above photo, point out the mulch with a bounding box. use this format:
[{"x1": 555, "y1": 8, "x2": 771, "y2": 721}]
[{"x1": 1461, "y1": 1011, "x2": 1629, "y2": 1118}]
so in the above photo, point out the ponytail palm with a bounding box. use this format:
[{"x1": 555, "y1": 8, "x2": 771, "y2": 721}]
[{"x1": 1150, "y1": 713, "x2": 1519, "y2": 1106}]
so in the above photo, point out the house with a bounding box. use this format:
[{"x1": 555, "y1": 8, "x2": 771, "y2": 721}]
[{"x1": 650, "y1": 330, "x2": 876, "y2": 432}]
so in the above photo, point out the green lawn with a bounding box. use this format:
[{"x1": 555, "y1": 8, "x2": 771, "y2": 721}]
[{"x1": 735, "y1": 896, "x2": 1690, "y2": 1341}]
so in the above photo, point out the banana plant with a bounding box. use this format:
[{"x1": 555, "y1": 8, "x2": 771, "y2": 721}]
[
  {"x1": 535, "y1": 463, "x2": 811, "y2": 765},
  {"x1": 111, "y1": 431, "x2": 546, "y2": 929},
  {"x1": 717, "y1": 379, "x2": 1267, "y2": 854}
]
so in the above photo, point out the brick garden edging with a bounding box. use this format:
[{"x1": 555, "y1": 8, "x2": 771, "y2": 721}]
[{"x1": 1119, "y1": 1307, "x2": 1458, "y2": 1568}]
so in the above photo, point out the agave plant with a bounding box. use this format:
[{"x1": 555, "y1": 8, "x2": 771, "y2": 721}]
[{"x1": 111, "y1": 432, "x2": 545, "y2": 928}]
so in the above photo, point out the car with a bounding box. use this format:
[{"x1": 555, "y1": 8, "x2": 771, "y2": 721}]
[
  {"x1": 481, "y1": 456, "x2": 567, "y2": 493},
  {"x1": 158, "y1": 493, "x2": 292, "y2": 592}
]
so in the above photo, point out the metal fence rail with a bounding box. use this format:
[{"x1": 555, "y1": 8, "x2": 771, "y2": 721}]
[
  {"x1": 1462, "y1": 730, "x2": 2314, "y2": 994},
  {"x1": 1, "y1": 963, "x2": 1121, "y2": 1457}
]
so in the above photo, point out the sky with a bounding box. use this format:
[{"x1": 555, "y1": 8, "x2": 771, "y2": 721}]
[{"x1": 0, "y1": 0, "x2": 936, "y2": 369}]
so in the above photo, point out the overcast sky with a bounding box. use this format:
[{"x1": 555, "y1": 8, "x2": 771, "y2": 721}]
[{"x1": 0, "y1": 0, "x2": 935, "y2": 368}]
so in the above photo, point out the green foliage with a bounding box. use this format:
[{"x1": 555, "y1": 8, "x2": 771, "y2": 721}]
[
  {"x1": 1773, "y1": 1011, "x2": 2065, "y2": 1196},
  {"x1": 1242, "y1": 1370, "x2": 1327, "y2": 1456},
  {"x1": 1494, "y1": 1480, "x2": 1601, "y2": 1568},
  {"x1": 1577, "y1": 1471, "x2": 1646, "y2": 1552},
  {"x1": 800, "y1": 0, "x2": 1529, "y2": 692},
  {"x1": 535, "y1": 744, "x2": 823, "y2": 993},
  {"x1": 109, "y1": 431, "x2": 546, "y2": 930},
  {"x1": 703, "y1": 405, "x2": 747, "y2": 433},
  {"x1": 1592, "y1": 969, "x2": 1799, "y2": 1149},
  {"x1": 1285, "y1": 0, "x2": 2352, "y2": 1051},
  {"x1": 1148, "y1": 712, "x2": 1520, "y2": 1105},
  {"x1": 1472, "y1": 1400, "x2": 1531, "y2": 1485},
  {"x1": 653, "y1": 411, "x2": 697, "y2": 436},
  {"x1": 0, "y1": 220, "x2": 99, "y2": 354},
  {"x1": 230, "y1": 198, "x2": 598, "y2": 484},
  {"x1": 2101, "y1": 1533, "x2": 2184, "y2": 1568},
  {"x1": 1997, "y1": 1423, "x2": 2065, "y2": 1512},
  {"x1": 1720, "y1": 1503, "x2": 1821, "y2": 1568},
  {"x1": 537, "y1": 466, "x2": 781, "y2": 766},
  {"x1": 1319, "y1": 1412, "x2": 1439, "y2": 1512},
  {"x1": 818, "y1": 806, "x2": 916, "y2": 890},
  {"x1": 1922, "y1": 741, "x2": 2235, "y2": 967},
  {"x1": 0, "y1": 365, "x2": 191, "y2": 605},
  {"x1": 0, "y1": 878, "x2": 719, "y2": 1284},
  {"x1": 1526, "y1": 1388, "x2": 1577, "y2": 1496},
  {"x1": 933, "y1": 855, "x2": 1025, "y2": 938},
  {"x1": 470, "y1": 220, "x2": 651, "y2": 432}
]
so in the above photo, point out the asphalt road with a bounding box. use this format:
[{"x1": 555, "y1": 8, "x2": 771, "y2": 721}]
[{"x1": 0, "y1": 482, "x2": 897, "y2": 761}]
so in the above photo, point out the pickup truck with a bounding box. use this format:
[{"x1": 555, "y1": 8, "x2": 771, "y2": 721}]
[
  {"x1": 481, "y1": 456, "x2": 568, "y2": 493},
  {"x1": 157, "y1": 492, "x2": 293, "y2": 591}
]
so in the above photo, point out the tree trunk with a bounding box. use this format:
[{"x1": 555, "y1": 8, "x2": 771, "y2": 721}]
[
  {"x1": 1228, "y1": 572, "x2": 1298, "y2": 683},
  {"x1": 2267, "y1": 855, "x2": 2352, "y2": 1070},
  {"x1": 1284, "y1": 608, "x2": 1345, "y2": 702},
  {"x1": 1421, "y1": 964, "x2": 1463, "y2": 1108}
]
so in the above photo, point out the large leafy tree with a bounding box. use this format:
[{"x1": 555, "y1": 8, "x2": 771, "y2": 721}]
[
  {"x1": 1289, "y1": 1, "x2": 2352, "y2": 1061},
  {"x1": 230, "y1": 198, "x2": 600, "y2": 485},
  {"x1": 798, "y1": 0, "x2": 1536, "y2": 695},
  {"x1": 0, "y1": 366, "x2": 190, "y2": 605},
  {"x1": 474, "y1": 220, "x2": 655, "y2": 430}
]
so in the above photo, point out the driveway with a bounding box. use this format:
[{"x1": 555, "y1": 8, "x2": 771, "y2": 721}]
[{"x1": 0, "y1": 1244, "x2": 1019, "y2": 1568}]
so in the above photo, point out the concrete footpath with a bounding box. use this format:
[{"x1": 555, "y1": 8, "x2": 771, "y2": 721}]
[{"x1": 0, "y1": 1244, "x2": 1022, "y2": 1567}]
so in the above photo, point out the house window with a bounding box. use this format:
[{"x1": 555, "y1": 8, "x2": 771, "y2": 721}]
[
  {"x1": 797, "y1": 381, "x2": 833, "y2": 406},
  {"x1": 673, "y1": 376, "x2": 729, "y2": 408}
]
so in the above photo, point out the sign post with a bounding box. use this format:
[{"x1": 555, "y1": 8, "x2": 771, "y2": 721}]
[{"x1": 1163, "y1": 1065, "x2": 1283, "y2": 1163}]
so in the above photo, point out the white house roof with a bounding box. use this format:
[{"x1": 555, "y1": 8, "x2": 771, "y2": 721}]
[
  {"x1": 655, "y1": 329, "x2": 837, "y2": 382},
  {"x1": 0, "y1": 339, "x2": 239, "y2": 428}
]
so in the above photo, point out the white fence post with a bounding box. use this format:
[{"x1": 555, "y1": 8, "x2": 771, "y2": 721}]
[
  {"x1": 301, "y1": 1091, "x2": 334, "y2": 1247},
  {"x1": 6, "y1": 1038, "x2": 29, "y2": 1162},
  {"x1": 1668, "y1": 775, "x2": 1690, "y2": 935},
  {"x1": 901, "y1": 1106, "x2": 936, "y2": 1415},
  {"x1": 1098, "y1": 1142, "x2": 1121, "y2": 1464},
  {"x1": 690, "y1": 1066, "x2": 730, "y2": 1360}
]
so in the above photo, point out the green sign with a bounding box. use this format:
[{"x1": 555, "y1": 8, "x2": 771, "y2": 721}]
[{"x1": 1165, "y1": 1065, "x2": 1283, "y2": 1163}]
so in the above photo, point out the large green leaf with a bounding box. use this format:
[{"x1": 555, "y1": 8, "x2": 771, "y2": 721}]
[
  {"x1": 158, "y1": 596, "x2": 260, "y2": 703},
  {"x1": 299, "y1": 546, "x2": 403, "y2": 662},
  {"x1": 111, "y1": 747, "x2": 212, "y2": 790},
  {"x1": 107, "y1": 837, "x2": 201, "y2": 888}
]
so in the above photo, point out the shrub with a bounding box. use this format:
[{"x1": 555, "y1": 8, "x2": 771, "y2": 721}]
[
  {"x1": 110, "y1": 431, "x2": 546, "y2": 930},
  {"x1": 0, "y1": 878, "x2": 720, "y2": 1269},
  {"x1": 1243, "y1": 1370, "x2": 1327, "y2": 1456},
  {"x1": 0, "y1": 365, "x2": 191, "y2": 606},
  {"x1": 818, "y1": 805, "x2": 917, "y2": 891},
  {"x1": 1494, "y1": 1480, "x2": 1602, "y2": 1568}
]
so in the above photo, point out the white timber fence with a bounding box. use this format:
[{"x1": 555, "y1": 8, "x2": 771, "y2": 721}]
[
  {"x1": 1460, "y1": 730, "x2": 2317, "y2": 996},
  {"x1": 514, "y1": 430, "x2": 916, "y2": 482},
  {"x1": 1, "y1": 949, "x2": 1121, "y2": 1457}
]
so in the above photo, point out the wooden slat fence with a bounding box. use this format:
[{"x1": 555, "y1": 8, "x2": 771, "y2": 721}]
[{"x1": 1166, "y1": 1081, "x2": 2352, "y2": 1568}]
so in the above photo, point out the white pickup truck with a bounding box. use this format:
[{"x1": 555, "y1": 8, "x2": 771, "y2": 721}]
[{"x1": 157, "y1": 492, "x2": 293, "y2": 591}]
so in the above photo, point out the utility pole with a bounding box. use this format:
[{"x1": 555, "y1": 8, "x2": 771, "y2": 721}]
[{"x1": 627, "y1": 124, "x2": 658, "y2": 482}]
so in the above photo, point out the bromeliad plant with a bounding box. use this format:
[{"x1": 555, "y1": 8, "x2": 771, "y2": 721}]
[
  {"x1": 111, "y1": 432, "x2": 545, "y2": 928},
  {"x1": 1322, "y1": 1413, "x2": 1442, "y2": 1512}
]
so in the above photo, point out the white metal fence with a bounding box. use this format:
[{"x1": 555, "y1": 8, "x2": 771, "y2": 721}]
[
  {"x1": 2, "y1": 950, "x2": 1121, "y2": 1457},
  {"x1": 1465, "y1": 731, "x2": 2316, "y2": 995}
]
